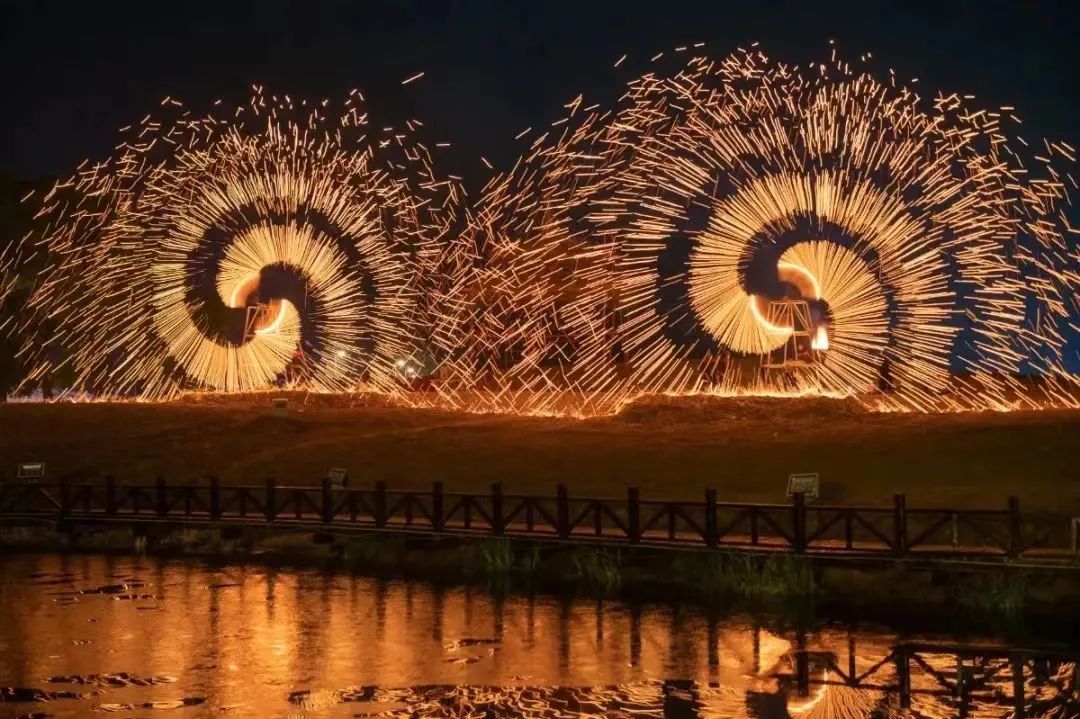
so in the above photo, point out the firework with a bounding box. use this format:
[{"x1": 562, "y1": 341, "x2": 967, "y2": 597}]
[
  {"x1": 2, "y1": 46, "x2": 1077, "y2": 415},
  {"x1": 449, "y1": 45, "x2": 1079, "y2": 414},
  {"x1": 2, "y1": 90, "x2": 460, "y2": 401}
]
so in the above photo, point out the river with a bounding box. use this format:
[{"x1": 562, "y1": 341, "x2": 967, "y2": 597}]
[{"x1": 0, "y1": 552, "x2": 1076, "y2": 718}]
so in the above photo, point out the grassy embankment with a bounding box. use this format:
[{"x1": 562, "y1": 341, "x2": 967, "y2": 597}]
[{"x1": 1, "y1": 392, "x2": 1077, "y2": 511}]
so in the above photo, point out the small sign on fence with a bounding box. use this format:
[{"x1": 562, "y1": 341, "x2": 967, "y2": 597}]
[
  {"x1": 325, "y1": 468, "x2": 349, "y2": 488},
  {"x1": 271, "y1": 398, "x2": 288, "y2": 417},
  {"x1": 16, "y1": 462, "x2": 46, "y2": 483},
  {"x1": 786, "y1": 472, "x2": 819, "y2": 501}
]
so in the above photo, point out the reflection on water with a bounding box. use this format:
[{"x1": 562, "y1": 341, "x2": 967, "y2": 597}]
[{"x1": 0, "y1": 553, "x2": 1076, "y2": 718}]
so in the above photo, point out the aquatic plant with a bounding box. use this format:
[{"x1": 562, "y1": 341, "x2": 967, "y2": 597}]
[
  {"x1": 671, "y1": 553, "x2": 814, "y2": 601},
  {"x1": 474, "y1": 538, "x2": 515, "y2": 575},
  {"x1": 565, "y1": 547, "x2": 623, "y2": 593},
  {"x1": 950, "y1": 571, "x2": 1029, "y2": 616}
]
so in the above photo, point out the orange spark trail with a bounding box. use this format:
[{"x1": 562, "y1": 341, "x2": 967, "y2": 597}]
[{"x1": 1, "y1": 47, "x2": 1077, "y2": 416}]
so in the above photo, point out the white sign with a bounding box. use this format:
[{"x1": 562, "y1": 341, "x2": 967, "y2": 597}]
[
  {"x1": 786, "y1": 472, "x2": 819, "y2": 500},
  {"x1": 325, "y1": 468, "x2": 349, "y2": 488},
  {"x1": 17, "y1": 462, "x2": 46, "y2": 481}
]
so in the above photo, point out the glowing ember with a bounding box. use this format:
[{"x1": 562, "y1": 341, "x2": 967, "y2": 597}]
[
  {"x1": 446, "y1": 44, "x2": 1079, "y2": 414},
  {"x1": 1, "y1": 89, "x2": 461, "y2": 402},
  {"x1": 1, "y1": 45, "x2": 1077, "y2": 415},
  {"x1": 812, "y1": 327, "x2": 829, "y2": 352}
]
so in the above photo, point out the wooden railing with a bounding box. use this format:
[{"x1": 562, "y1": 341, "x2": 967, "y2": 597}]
[
  {"x1": 775, "y1": 636, "x2": 1080, "y2": 713},
  {"x1": 1, "y1": 477, "x2": 1077, "y2": 562}
]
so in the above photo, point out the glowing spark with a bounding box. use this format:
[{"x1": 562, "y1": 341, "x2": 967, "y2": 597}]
[
  {"x1": 3, "y1": 90, "x2": 461, "y2": 402},
  {"x1": 2, "y1": 46, "x2": 1076, "y2": 417},
  {"x1": 444, "y1": 46, "x2": 1079, "y2": 415}
]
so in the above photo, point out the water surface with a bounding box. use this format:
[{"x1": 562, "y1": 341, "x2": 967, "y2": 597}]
[{"x1": 0, "y1": 553, "x2": 1076, "y2": 717}]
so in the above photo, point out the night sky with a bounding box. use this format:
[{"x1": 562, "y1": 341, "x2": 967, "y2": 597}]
[{"x1": 2, "y1": 0, "x2": 1079, "y2": 189}]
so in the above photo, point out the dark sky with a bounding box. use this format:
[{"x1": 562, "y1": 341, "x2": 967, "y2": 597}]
[{"x1": 2, "y1": 0, "x2": 1078, "y2": 189}]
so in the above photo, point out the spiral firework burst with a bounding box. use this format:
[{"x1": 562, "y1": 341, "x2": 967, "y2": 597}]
[
  {"x1": 2, "y1": 46, "x2": 1077, "y2": 415},
  {"x1": 453, "y1": 45, "x2": 1079, "y2": 414},
  {"x1": 3, "y1": 90, "x2": 460, "y2": 401}
]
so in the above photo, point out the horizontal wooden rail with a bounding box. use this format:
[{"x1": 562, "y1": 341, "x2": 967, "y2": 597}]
[{"x1": 1, "y1": 478, "x2": 1078, "y2": 564}]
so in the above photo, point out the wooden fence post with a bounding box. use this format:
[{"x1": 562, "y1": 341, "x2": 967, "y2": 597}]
[
  {"x1": 105, "y1": 475, "x2": 117, "y2": 516},
  {"x1": 627, "y1": 486, "x2": 640, "y2": 543},
  {"x1": 431, "y1": 481, "x2": 444, "y2": 531},
  {"x1": 893, "y1": 493, "x2": 907, "y2": 556},
  {"x1": 896, "y1": 646, "x2": 911, "y2": 709},
  {"x1": 795, "y1": 630, "x2": 810, "y2": 698},
  {"x1": 792, "y1": 492, "x2": 806, "y2": 553},
  {"x1": 59, "y1": 476, "x2": 71, "y2": 519},
  {"x1": 1008, "y1": 496, "x2": 1021, "y2": 557},
  {"x1": 1011, "y1": 654, "x2": 1026, "y2": 718},
  {"x1": 556, "y1": 484, "x2": 570, "y2": 538},
  {"x1": 491, "y1": 483, "x2": 504, "y2": 535},
  {"x1": 265, "y1": 477, "x2": 276, "y2": 521},
  {"x1": 374, "y1": 480, "x2": 387, "y2": 528},
  {"x1": 321, "y1": 476, "x2": 333, "y2": 524},
  {"x1": 156, "y1": 476, "x2": 167, "y2": 518},
  {"x1": 705, "y1": 488, "x2": 718, "y2": 547},
  {"x1": 208, "y1": 476, "x2": 220, "y2": 520}
]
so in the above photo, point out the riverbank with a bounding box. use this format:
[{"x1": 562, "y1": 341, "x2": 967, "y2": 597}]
[
  {"x1": 2, "y1": 393, "x2": 1078, "y2": 510},
  {"x1": 3, "y1": 524, "x2": 1078, "y2": 633}
]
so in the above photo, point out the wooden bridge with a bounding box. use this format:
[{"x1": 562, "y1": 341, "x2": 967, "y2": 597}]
[{"x1": 1, "y1": 478, "x2": 1078, "y2": 567}]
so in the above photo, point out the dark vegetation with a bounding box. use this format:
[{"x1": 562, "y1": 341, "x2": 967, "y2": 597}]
[{"x1": 2, "y1": 525, "x2": 1077, "y2": 623}]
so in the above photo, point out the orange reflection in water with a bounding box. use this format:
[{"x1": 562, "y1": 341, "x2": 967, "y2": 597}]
[{"x1": 0, "y1": 553, "x2": 1075, "y2": 718}]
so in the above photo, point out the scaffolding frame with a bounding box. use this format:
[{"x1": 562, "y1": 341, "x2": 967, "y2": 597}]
[
  {"x1": 243, "y1": 303, "x2": 276, "y2": 341},
  {"x1": 760, "y1": 299, "x2": 817, "y2": 370}
]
